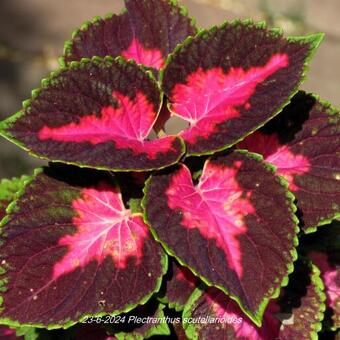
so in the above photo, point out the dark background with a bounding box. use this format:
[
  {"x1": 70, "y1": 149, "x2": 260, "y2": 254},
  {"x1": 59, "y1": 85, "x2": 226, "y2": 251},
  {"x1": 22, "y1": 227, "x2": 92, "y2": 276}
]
[{"x1": 0, "y1": 0, "x2": 339, "y2": 178}]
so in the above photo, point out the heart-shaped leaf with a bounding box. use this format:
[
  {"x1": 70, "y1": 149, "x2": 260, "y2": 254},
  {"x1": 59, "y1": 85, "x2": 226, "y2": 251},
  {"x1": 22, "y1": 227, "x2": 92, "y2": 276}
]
[
  {"x1": 0, "y1": 58, "x2": 185, "y2": 171},
  {"x1": 143, "y1": 150, "x2": 298, "y2": 325},
  {"x1": 182, "y1": 258, "x2": 326, "y2": 340},
  {"x1": 63, "y1": 0, "x2": 197, "y2": 70},
  {"x1": 0, "y1": 165, "x2": 167, "y2": 328},
  {"x1": 161, "y1": 21, "x2": 323, "y2": 155},
  {"x1": 0, "y1": 176, "x2": 27, "y2": 220},
  {"x1": 159, "y1": 260, "x2": 198, "y2": 311},
  {"x1": 238, "y1": 92, "x2": 340, "y2": 232}
]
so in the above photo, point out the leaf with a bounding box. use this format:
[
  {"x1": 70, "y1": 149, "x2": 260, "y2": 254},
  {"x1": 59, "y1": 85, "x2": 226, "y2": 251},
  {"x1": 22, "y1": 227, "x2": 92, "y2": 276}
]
[
  {"x1": 109, "y1": 300, "x2": 171, "y2": 339},
  {"x1": 143, "y1": 150, "x2": 299, "y2": 325},
  {"x1": 308, "y1": 251, "x2": 340, "y2": 331},
  {"x1": 0, "y1": 176, "x2": 27, "y2": 220},
  {"x1": 0, "y1": 165, "x2": 167, "y2": 328},
  {"x1": 173, "y1": 321, "x2": 188, "y2": 340},
  {"x1": 160, "y1": 260, "x2": 198, "y2": 311},
  {"x1": 73, "y1": 324, "x2": 114, "y2": 340},
  {"x1": 0, "y1": 325, "x2": 22, "y2": 339},
  {"x1": 182, "y1": 258, "x2": 326, "y2": 340},
  {"x1": 238, "y1": 92, "x2": 340, "y2": 232},
  {"x1": 62, "y1": 0, "x2": 197, "y2": 70},
  {"x1": 161, "y1": 20, "x2": 323, "y2": 155},
  {"x1": 0, "y1": 57, "x2": 185, "y2": 172},
  {"x1": 277, "y1": 258, "x2": 326, "y2": 339}
]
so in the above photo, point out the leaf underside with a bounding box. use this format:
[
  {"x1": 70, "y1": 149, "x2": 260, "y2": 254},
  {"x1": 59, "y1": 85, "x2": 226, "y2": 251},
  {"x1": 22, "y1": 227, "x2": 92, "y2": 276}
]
[
  {"x1": 144, "y1": 150, "x2": 298, "y2": 325},
  {"x1": 0, "y1": 58, "x2": 185, "y2": 172},
  {"x1": 162, "y1": 21, "x2": 323, "y2": 155},
  {"x1": 238, "y1": 91, "x2": 340, "y2": 232},
  {"x1": 0, "y1": 165, "x2": 166, "y2": 328}
]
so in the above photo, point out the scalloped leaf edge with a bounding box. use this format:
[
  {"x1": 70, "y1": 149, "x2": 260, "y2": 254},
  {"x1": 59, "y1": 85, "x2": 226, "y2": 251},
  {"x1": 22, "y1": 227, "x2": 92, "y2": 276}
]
[
  {"x1": 0, "y1": 56, "x2": 186, "y2": 172},
  {"x1": 60, "y1": 0, "x2": 198, "y2": 68},
  {"x1": 0, "y1": 167, "x2": 169, "y2": 330},
  {"x1": 237, "y1": 92, "x2": 340, "y2": 234},
  {"x1": 160, "y1": 19, "x2": 324, "y2": 157},
  {"x1": 142, "y1": 150, "x2": 300, "y2": 326}
]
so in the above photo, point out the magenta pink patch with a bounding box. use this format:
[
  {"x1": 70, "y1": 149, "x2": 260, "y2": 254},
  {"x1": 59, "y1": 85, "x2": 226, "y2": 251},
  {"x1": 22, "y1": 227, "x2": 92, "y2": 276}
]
[
  {"x1": 206, "y1": 289, "x2": 280, "y2": 339},
  {"x1": 53, "y1": 183, "x2": 148, "y2": 280},
  {"x1": 122, "y1": 38, "x2": 165, "y2": 69},
  {"x1": 170, "y1": 53, "x2": 289, "y2": 143},
  {"x1": 308, "y1": 251, "x2": 340, "y2": 311},
  {"x1": 238, "y1": 132, "x2": 310, "y2": 190},
  {"x1": 166, "y1": 162, "x2": 255, "y2": 277},
  {"x1": 39, "y1": 91, "x2": 174, "y2": 159}
]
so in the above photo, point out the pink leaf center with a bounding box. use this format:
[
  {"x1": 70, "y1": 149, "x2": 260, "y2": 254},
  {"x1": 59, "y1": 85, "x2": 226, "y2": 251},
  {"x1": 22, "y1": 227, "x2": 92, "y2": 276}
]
[
  {"x1": 122, "y1": 38, "x2": 165, "y2": 69},
  {"x1": 166, "y1": 162, "x2": 255, "y2": 277},
  {"x1": 238, "y1": 132, "x2": 310, "y2": 190},
  {"x1": 39, "y1": 91, "x2": 174, "y2": 158},
  {"x1": 53, "y1": 183, "x2": 148, "y2": 280},
  {"x1": 170, "y1": 53, "x2": 289, "y2": 143}
]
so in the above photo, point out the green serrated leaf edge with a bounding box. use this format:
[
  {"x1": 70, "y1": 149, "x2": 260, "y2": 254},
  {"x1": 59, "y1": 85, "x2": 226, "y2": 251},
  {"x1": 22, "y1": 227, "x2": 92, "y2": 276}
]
[
  {"x1": 237, "y1": 92, "x2": 340, "y2": 235},
  {"x1": 181, "y1": 259, "x2": 326, "y2": 340},
  {"x1": 0, "y1": 176, "x2": 29, "y2": 207},
  {"x1": 302, "y1": 260, "x2": 327, "y2": 340},
  {"x1": 0, "y1": 167, "x2": 168, "y2": 330},
  {"x1": 60, "y1": 0, "x2": 198, "y2": 67},
  {"x1": 181, "y1": 286, "x2": 206, "y2": 340},
  {"x1": 299, "y1": 94, "x2": 340, "y2": 234},
  {"x1": 157, "y1": 262, "x2": 195, "y2": 312},
  {"x1": 160, "y1": 19, "x2": 324, "y2": 157},
  {"x1": 0, "y1": 56, "x2": 186, "y2": 172},
  {"x1": 158, "y1": 293, "x2": 188, "y2": 313},
  {"x1": 114, "y1": 303, "x2": 171, "y2": 340},
  {"x1": 142, "y1": 150, "x2": 300, "y2": 327}
]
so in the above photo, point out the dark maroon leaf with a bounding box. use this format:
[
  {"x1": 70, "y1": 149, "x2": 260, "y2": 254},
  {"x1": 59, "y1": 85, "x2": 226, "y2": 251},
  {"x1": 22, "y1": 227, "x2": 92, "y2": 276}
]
[
  {"x1": 74, "y1": 324, "x2": 114, "y2": 340},
  {"x1": 63, "y1": 0, "x2": 197, "y2": 70},
  {"x1": 277, "y1": 258, "x2": 326, "y2": 339},
  {"x1": 183, "y1": 259, "x2": 326, "y2": 340},
  {"x1": 0, "y1": 177, "x2": 27, "y2": 220},
  {"x1": 0, "y1": 326, "x2": 21, "y2": 340},
  {"x1": 0, "y1": 166, "x2": 167, "y2": 328},
  {"x1": 160, "y1": 260, "x2": 198, "y2": 311},
  {"x1": 238, "y1": 92, "x2": 340, "y2": 232},
  {"x1": 143, "y1": 150, "x2": 298, "y2": 325},
  {"x1": 107, "y1": 300, "x2": 171, "y2": 339},
  {"x1": 0, "y1": 58, "x2": 185, "y2": 171},
  {"x1": 173, "y1": 322, "x2": 188, "y2": 340},
  {"x1": 162, "y1": 21, "x2": 323, "y2": 155},
  {"x1": 308, "y1": 251, "x2": 340, "y2": 331}
]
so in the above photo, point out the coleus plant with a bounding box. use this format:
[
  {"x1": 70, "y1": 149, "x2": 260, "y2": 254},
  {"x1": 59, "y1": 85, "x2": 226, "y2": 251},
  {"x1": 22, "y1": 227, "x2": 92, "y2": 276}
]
[{"x1": 0, "y1": 0, "x2": 339, "y2": 339}]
